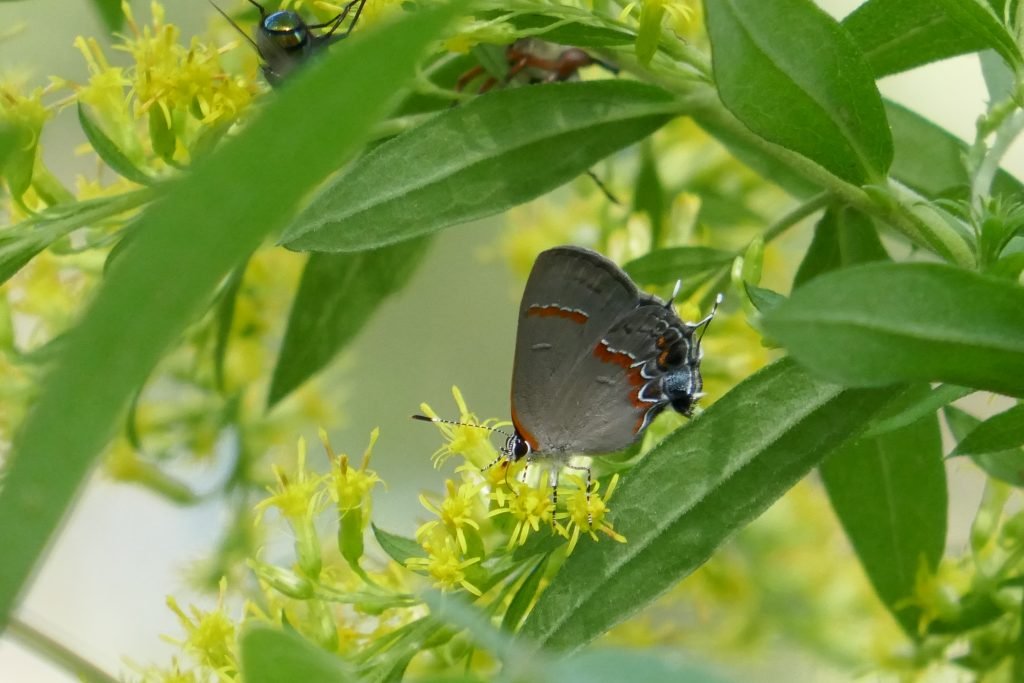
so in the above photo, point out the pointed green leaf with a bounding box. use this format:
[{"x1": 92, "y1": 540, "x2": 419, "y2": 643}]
[
  {"x1": 793, "y1": 206, "x2": 888, "y2": 288},
  {"x1": 501, "y1": 554, "x2": 549, "y2": 633},
  {"x1": 77, "y1": 103, "x2": 152, "y2": 186},
  {"x1": 241, "y1": 624, "x2": 354, "y2": 683},
  {"x1": 0, "y1": 3, "x2": 462, "y2": 627},
  {"x1": 945, "y1": 407, "x2": 1024, "y2": 487},
  {"x1": 843, "y1": 0, "x2": 991, "y2": 77},
  {"x1": 705, "y1": 0, "x2": 893, "y2": 184},
  {"x1": 820, "y1": 385, "x2": 947, "y2": 635},
  {"x1": 372, "y1": 524, "x2": 424, "y2": 565},
  {"x1": 934, "y1": 0, "x2": 1021, "y2": 68},
  {"x1": 89, "y1": 0, "x2": 125, "y2": 33},
  {"x1": 632, "y1": 143, "x2": 666, "y2": 244},
  {"x1": 268, "y1": 238, "x2": 431, "y2": 407},
  {"x1": 622, "y1": 246, "x2": 733, "y2": 286},
  {"x1": 762, "y1": 263, "x2": 1024, "y2": 398},
  {"x1": 1, "y1": 122, "x2": 35, "y2": 200},
  {"x1": 744, "y1": 282, "x2": 786, "y2": 314},
  {"x1": 863, "y1": 384, "x2": 973, "y2": 439},
  {"x1": 281, "y1": 81, "x2": 681, "y2": 252},
  {"x1": 953, "y1": 403, "x2": 1024, "y2": 455},
  {"x1": 520, "y1": 359, "x2": 897, "y2": 650}
]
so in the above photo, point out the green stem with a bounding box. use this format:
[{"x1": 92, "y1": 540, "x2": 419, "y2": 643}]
[
  {"x1": 696, "y1": 193, "x2": 830, "y2": 308},
  {"x1": 972, "y1": 109, "x2": 1024, "y2": 215},
  {"x1": 650, "y1": 84, "x2": 975, "y2": 267},
  {"x1": 7, "y1": 617, "x2": 119, "y2": 683},
  {"x1": 763, "y1": 192, "x2": 831, "y2": 242},
  {"x1": 369, "y1": 113, "x2": 438, "y2": 141}
]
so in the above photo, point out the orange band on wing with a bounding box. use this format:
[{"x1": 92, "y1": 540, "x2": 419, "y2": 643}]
[
  {"x1": 510, "y1": 404, "x2": 541, "y2": 451},
  {"x1": 527, "y1": 303, "x2": 588, "y2": 325},
  {"x1": 594, "y1": 341, "x2": 647, "y2": 407}
]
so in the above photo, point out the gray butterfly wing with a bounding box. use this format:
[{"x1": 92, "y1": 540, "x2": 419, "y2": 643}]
[
  {"x1": 542, "y1": 302, "x2": 693, "y2": 454},
  {"x1": 510, "y1": 246, "x2": 642, "y2": 452}
]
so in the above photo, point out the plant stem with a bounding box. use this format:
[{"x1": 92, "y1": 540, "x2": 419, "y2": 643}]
[
  {"x1": 972, "y1": 109, "x2": 1024, "y2": 214},
  {"x1": 7, "y1": 617, "x2": 119, "y2": 683}
]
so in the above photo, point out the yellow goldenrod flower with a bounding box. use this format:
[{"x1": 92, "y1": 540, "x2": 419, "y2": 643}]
[
  {"x1": 442, "y1": 18, "x2": 517, "y2": 54},
  {"x1": 164, "y1": 578, "x2": 237, "y2": 674},
  {"x1": 254, "y1": 436, "x2": 327, "y2": 524},
  {"x1": 406, "y1": 530, "x2": 482, "y2": 596},
  {"x1": 900, "y1": 558, "x2": 971, "y2": 634},
  {"x1": 557, "y1": 474, "x2": 627, "y2": 555},
  {"x1": 318, "y1": 0, "x2": 402, "y2": 26},
  {"x1": 132, "y1": 657, "x2": 204, "y2": 683},
  {"x1": 418, "y1": 386, "x2": 504, "y2": 469},
  {"x1": 0, "y1": 82, "x2": 51, "y2": 146},
  {"x1": 416, "y1": 478, "x2": 484, "y2": 554},
  {"x1": 322, "y1": 427, "x2": 383, "y2": 516},
  {"x1": 67, "y1": 1, "x2": 258, "y2": 170},
  {"x1": 490, "y1": 481, "x2": 556, "y2": 549}
]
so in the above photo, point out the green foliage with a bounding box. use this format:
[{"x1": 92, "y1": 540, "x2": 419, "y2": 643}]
[
  {"x1": 820, "y1": 385, "x2": 947, "y2": 635},
  {"x1": 0, "y1": 1, "x2": 462, "y2": 627},
  {"x1": 705, "y1": 0, "x2": 892, "y2": 184},
  {"x1": 3, "y1": 0, "x2": 1024, "y2": 681},
  {"x1": 762, "y1": 263, "x2": 1024, "y2": 397},
  {"x1": 281, "y1": 81, "x2": 681, "y2": 252},
  {"x1": 521, "y1": 360, "x2": 898, "y2": 650},
  {"x1": 269, "y1": 238, "x2": 432, "y2": 406}
]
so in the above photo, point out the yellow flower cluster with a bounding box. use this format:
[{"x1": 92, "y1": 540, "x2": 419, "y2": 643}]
[
  {"x1": 407, "y1": 387, "x2": 626, "y2": 597},
  {"x1": 68, "y1": 1, "x2": 259, "y2": 173}
]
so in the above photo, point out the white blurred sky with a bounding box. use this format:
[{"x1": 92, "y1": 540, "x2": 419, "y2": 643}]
[{"x1": 0, "y1": 0, "x2": 1020, "y2": 681}]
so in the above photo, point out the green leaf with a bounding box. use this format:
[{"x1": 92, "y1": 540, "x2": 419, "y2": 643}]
[
  {"x1": 793, "y1": 206, "x2": 888, "y2": 288},
  {"x1": 690, "y1": 102, "x2": 819, "y2": 198},
  {"x1": 281, "y1": 81, "x2": 681, "y2": 252},
  {"x1": 268, "y1": 238, "x2": 431, "y2": 407},
  {"x1": 954, "y1": 403, "x2": 1024, "y2": 454},
  {"x1": 945, "y1": 406, "x2": 1024, "y2": 486},
  {"x1": 863, "y1": 384, "x2": 973, "y2": 439},
  {"x1": 1, "y1": 122, "x2": 35, "y2": 200},
  {"x1": 622, "y1": 246, "x2": 733, "y2": 286},
  {"x1": 372, "y1": 524, "x2": 424, "y2": 565},
  {"x1": 843, "y1": 0, "x2": 991, "y2": 77},
  {"x1": 632, "y1": 143, "x2": 666, "y2": 244},
  {"x1": 0, "y1": 3, "x2": 461, "y2": 628},
  {"x1": 820, "y1": 384, "x2": 947, "y2": 635},
  {"x1": 501, "y1": 553, "x2": 549, "y2": 633},
  {"x1": 213, "y1": 262, "x2": 247, "y2": 392},
  {"x1": 705, "y1": 0, "x2": 893, "y2": 184},
  {"x1": 762, "y1": 262, "x2": 1024, "y2": 398},
  {"x1": 520, "y1": 359, "x2": 897, "y2": 650},
  {"x1": 148, "y1": 107, "x2": 176, "y2": 163},
  {"x1": 1, "y1": 191, "x2": 154, "y2": 287},
  {"x1": 743, "y1": 282, "x2": 786, "y2": 314},
  {"x1": 240, "y1": 624, "x2": 354, "y2": 683},
  {"x1": 89, "y1": 0, "x2": 124, "y2": 32},
  {"x1": 935, "y1": 0, "x2": 1021, "y2": 67},
  {"x1": 0, "y1": 124, "x2": 17, "y2": 174},
  {"x1": 886, "y1": 100, "x2": 1023, "y2": 198},
  {"x1": 77, "y1": 103, "x2": 153, "y2": 186}
]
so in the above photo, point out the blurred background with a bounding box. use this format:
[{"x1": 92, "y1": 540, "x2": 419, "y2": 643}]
[{"x1": 0, "y1": 0, "x2": 1020, "y2": 680}]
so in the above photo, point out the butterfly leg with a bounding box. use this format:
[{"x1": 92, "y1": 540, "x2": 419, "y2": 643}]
[
  {"x1": 566, "y1": 462, "x2": 593, "y2": 527},
  {"x1": 548, "y1": 466, "x2": 560, "y2": 528}
]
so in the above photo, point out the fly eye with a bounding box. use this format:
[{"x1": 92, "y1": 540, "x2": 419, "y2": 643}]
[{"x1": 263, "y1": 11, "x2": 308, "y2": 48}]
